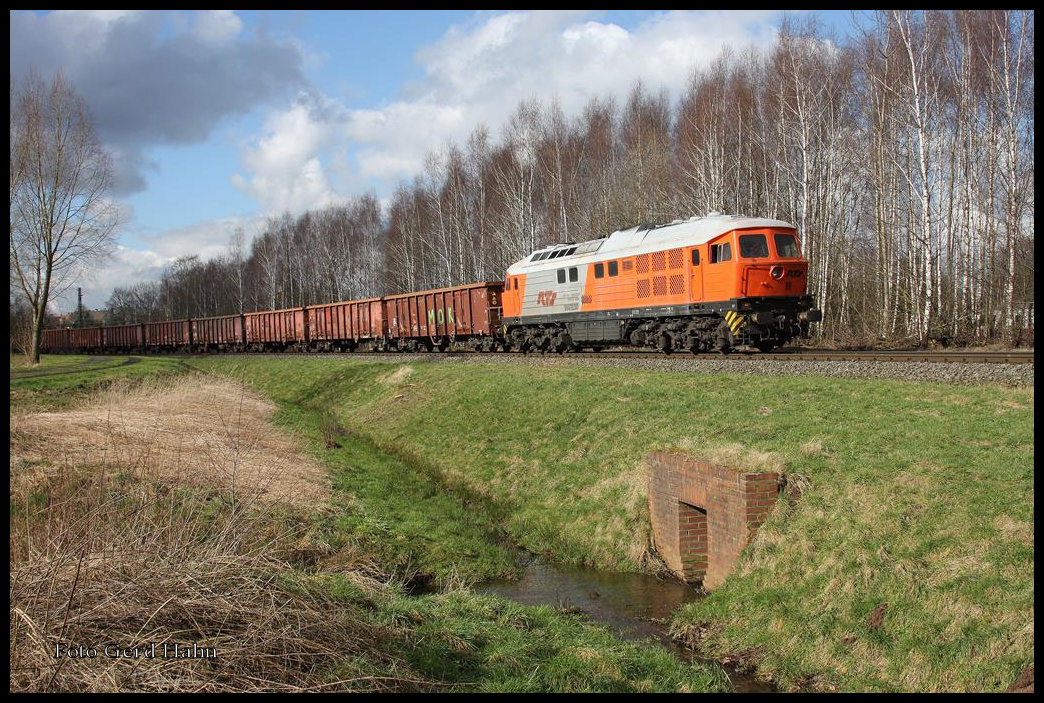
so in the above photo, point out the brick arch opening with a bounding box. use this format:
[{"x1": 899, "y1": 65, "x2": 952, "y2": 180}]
[{"x1": 678, "y1": 502, "x2": 708, "y2": 582}]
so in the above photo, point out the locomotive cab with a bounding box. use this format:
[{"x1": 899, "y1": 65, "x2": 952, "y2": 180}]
[
  {"x1": 707, "y1": 227, "x2": 820, "y2": 349},
  {"x1": 736, "y1": 229, "x2": 807, "y2": 298},
  {"x1": 701, "y1": 227, "x2": 807, "y2": 299}
]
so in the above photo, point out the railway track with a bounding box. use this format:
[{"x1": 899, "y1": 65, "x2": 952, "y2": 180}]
[
  {"x1": 248, "y1": 348, "x2": 1033, "y2": 365},
  {"x1": 755, "y1": 349, "x2": 1034, "y2": 364}
]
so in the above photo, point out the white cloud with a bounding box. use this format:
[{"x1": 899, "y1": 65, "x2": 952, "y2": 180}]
[
  {"x1": 346, "y1": 9, "x2": 779, "y2": 184},
  {"x1": 136, "y1": 215, "x2": 266, "y2": 261},
  {"x1": 234, "y1": 10, "x2": 781, "y2": 204},
  {"x1": 48, "y1": 10, "x2": 142, "y2": 34},
  {"x1": 193, "y1": 10, "x2": 243, "y2": 44},
  {"x1": 232, "y1": 92, "x2": 344, "y2": 213},
  {"x1": 50, "y1": 246, "x2": 169, "y2": 312}
]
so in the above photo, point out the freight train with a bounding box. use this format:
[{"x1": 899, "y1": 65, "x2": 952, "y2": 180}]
[{"x1": 42, "y1": 214, "x2": 822, "y2": 356}]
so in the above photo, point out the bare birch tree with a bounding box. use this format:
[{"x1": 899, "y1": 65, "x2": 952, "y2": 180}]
[
  {"x1": 10, "y1": 72, "x2": 118, "y2": 363},
  {"x1": 226, "y1": 226, "x2": 248, "y2": 313}
]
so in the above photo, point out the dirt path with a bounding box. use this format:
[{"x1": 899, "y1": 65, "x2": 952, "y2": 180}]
[{"x1": 9, "y1": 355, "x2": 140, "y2": 380}]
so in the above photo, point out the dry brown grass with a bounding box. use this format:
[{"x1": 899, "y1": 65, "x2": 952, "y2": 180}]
[
  {"x1": 9, "y1": 468, "x2": 431, "y2": 692},
  {"x1": 9, "y1": 375, "x2": 436, "y2": 692},
  {"x1": 800, "y1": 440, "x2": 828, "y2": 456},
  {"x1": 11, "y1": 375, "x2": 329, "y2": 509},
  {"x1": 993, "y1": 514, "x2": 1034, "y2": 545},
  {"x1": 378, "y1": 365, "x2": 414, "y2": 386},
  {"x1": 673, "y1": 439, "x2": 786, "y2": 474}
]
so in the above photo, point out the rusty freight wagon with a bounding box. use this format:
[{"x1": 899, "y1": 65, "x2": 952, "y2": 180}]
[
  {"x1": 307, "y1": 299, "x2": 384, "y2": 351},
  {"x1": 192, "y1": 314, "x2": 244, "y2": 350},
  {"x1": 144, "y1": 320, "x2": 191, "y2": 349},
  {"x1": 383, "y1": 282, "x2": 504, "y2": 351},
  {"x1": 41, "y1": 328, "x2": 71, "y2": 352},
  {"x1": 243, "y1": 307, "x2": 306, "y2": 350},
  {"x1": 103, "y1": 324, "x2": 143, "y2": 351},
  {"x1": 68, "y1": 326, "x2": 104, "y2": 351}
]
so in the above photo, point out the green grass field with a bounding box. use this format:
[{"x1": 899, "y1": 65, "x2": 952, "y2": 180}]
[
  {"x1": 185, "y1": 356, "x2": 1033, "y2": 692},
  {"x1": 283, "y1": 403, "x2": 522, "y2": 587},
  {"x1": 10, "y1": 355, "x2": 727, "y2": 692}
]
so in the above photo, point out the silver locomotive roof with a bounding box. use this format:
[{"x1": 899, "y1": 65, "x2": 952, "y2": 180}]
[{"x1": 507, "y1": 213, "x2": 795, "y2": 275}]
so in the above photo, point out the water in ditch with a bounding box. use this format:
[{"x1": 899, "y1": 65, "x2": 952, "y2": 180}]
[{"x1": 478, "y1": 553, "x2": 775, "y2": 692}]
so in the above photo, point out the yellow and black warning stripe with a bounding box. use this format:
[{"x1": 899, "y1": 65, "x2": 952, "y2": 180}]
[{"x1": 723, "y1": 310, "x2": 747, "y2": 335}]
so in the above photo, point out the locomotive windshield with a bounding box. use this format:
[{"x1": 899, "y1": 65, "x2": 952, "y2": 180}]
[
  {"x1": 774, "y1": 233, "x2": 800, "y2": 258},
  {"x1": 739, "y1": 234, "x2": 769, "y2": 258}
]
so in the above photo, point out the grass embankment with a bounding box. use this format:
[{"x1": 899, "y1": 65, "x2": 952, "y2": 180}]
[
  {"x1": 189, "y1": 356, "x2": 1033, "y2": 693},
  {"x1": 10, "y1": 358, "x2": 725, "y2": 692},
  {"x1": 9, "y1": 353, "x2": 190, "y2": 412}
]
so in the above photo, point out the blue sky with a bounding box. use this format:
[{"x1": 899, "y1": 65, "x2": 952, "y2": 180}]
[{"x1": 10, "y1": 10, "x2": 859, "y2": 310}]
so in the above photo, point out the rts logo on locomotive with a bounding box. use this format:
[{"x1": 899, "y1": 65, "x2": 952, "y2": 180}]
[{"x1": 536, "y1": 291, "x2": 558, "y2": 307}]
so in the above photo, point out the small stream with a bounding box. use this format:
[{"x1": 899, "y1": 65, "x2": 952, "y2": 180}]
[{"x1": 478, "y1": 554, "x2": 774, "y2": 692}]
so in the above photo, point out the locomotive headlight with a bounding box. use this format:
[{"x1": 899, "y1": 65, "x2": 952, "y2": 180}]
[{"x1": 770, "y1": 265, "x2": 784, "y2": 280}]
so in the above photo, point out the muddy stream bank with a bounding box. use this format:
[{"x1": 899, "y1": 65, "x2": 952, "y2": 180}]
[{"x1": 478, "y1": 553, "x2": 775, "y2": 692}]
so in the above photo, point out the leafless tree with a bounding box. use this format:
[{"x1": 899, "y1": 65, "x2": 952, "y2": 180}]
[
  {"x1": 226, "y1": 226, "x2": 248, "y2": 313},
  {"x1": 9, "y1": 298, "x2": 36, "y2": 359},
  {"x1": 10, "y1": 72, "x2": 118, "y2": 363},
  {"x1": 98, "y1": 12, "x2": 1035, "y2": 348},
  {"x1": 105, "y1": 281, "x2": 162, "y2": 324}
]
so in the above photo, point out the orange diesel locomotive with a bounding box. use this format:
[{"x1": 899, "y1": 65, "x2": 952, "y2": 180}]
[{"x1": 502, "y1": 213, "x2": 821, "y2": 353}]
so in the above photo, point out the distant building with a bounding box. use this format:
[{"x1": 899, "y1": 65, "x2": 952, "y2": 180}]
[{"x1": 55, "y1": 309, "x2": 106, "y2": 328}]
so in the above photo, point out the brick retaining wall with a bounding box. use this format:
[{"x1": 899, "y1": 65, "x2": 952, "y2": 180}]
[{"x1": 647, "y1": 451, "x2": 780, "y2": 590}]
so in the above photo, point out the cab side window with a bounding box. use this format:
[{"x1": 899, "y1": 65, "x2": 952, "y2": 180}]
[
  {"x1": 710, "y1": 242, "x2": 732, "y2": 263},
  {"x1": 739, "y1": 234, "x2": 769, "y2": 258},
  {"x1": 557, "y1": 269, "x2": 566, "y2": 284},
  {"x1": 691, "y1": 249, "x2": 700, "y2": 266}
]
